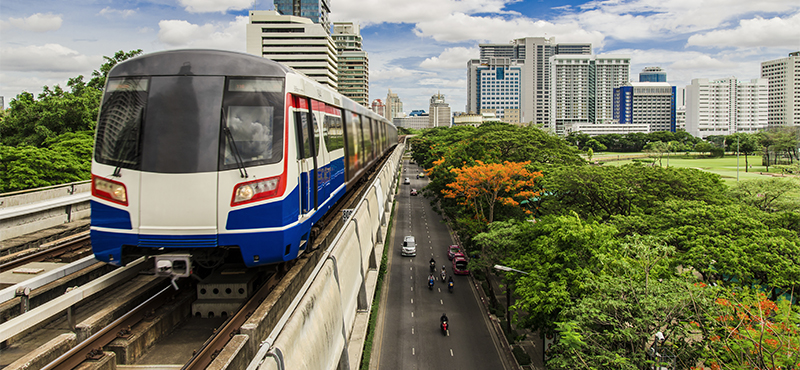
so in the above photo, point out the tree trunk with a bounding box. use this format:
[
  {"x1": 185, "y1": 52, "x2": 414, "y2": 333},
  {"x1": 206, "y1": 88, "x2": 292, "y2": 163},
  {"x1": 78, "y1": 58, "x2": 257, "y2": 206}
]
[{"x1": 745, "y1": 153, "x2": 749, "y2": 172}]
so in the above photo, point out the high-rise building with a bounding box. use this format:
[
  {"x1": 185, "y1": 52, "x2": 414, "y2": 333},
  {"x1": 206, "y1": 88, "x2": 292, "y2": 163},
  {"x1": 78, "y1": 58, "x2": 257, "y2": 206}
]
[
  {"x1": 551, "y1": 54, "x2": 630, "y2": 135},
  {"x1": 639, "y1": 67, "x2": 667, "y2": 82},
  {"x1": 371, "y1": 99, "x2": 386, "y2": 117},
  {"x1": 613, "y1": 82, "x2": 676, "y2": 132},
  {"x1": 685, "y1": 77, "x2": 768, "y2": 138},
  {"x1": 467, "y1": 37, "x2": 591, "y2": 128},
  {"x1": 761, "y1": 52, "x2": 800, "y2": 127},
  {"x1": 386, "y1": 89, "x2": 403, "y2": 119},
  {"x1": 429, "y1": 92, "x2": 451, "y2": 127},
  {"x1": 332, "y1": 22, "x2": 368, "y2": 106},
  {"x1": 246, "y1": 10, "x2": 337, "y2": 89},
  {"x1": 273, "y1": 0, "x2": 331, "y2": 34}
]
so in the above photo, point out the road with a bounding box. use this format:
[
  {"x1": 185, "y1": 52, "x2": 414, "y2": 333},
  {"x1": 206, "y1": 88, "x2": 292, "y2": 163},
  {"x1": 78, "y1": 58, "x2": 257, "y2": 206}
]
[{"x1": 372, "y1": 159, "x2": 507, "y2": 370}]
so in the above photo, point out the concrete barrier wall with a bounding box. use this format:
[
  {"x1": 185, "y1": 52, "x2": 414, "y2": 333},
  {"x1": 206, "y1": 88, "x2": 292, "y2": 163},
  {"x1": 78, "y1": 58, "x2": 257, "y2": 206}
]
[
  {"x1": 0, "y1": 181, "x2": 91, "y2": 242},
  {"x1": 246, "y1": 143, "x2": 404, "y2": 370}
]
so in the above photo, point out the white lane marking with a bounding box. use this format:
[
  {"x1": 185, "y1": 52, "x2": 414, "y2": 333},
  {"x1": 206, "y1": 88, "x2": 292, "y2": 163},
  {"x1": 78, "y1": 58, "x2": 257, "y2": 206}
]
[
  {"x1": 450, "y1": 349, "x2": 454, "y2": 356},
  {"x1": 447, "y1": 330, "x2": 450, "y2": 337},
  {"x1": 410, "y1": 267, "x2": 413, "y2": 271},
  {"x1": 413, "y1": 348, "x2": 416, "y2": 356},
  {"x1": 411, "y1": 287, "x2": 413, "y2": 291},
  {"x1": 410, "y1": 276, "x2": 413, "y2": 280},
  {"x1": 438, "y1": 288, "x2": 441, "y2": 293},
  {"x1": 412, "y1": 327, "x2": 415, "y2": 335},
  {"x1": 411, "y1": 299, "x2": 414, "y2": 304},
  {"x1": 411, "y1": 311, "x2": 414, "y2": 318},
  {"x1": 440, "y1": 299, "x2": 443, "y2": 305}
]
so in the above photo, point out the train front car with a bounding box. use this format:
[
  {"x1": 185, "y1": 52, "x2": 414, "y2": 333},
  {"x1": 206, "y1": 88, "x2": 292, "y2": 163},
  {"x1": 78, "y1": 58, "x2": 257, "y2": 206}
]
[{"x1": 90, "y1": 50, "x2": 300, "y2": 270}]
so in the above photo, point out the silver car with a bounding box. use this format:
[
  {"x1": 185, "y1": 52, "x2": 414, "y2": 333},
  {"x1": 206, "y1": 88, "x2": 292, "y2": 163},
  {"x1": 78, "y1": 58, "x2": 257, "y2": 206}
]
[{"x1": 402, "y1": 235, "x2": 416, "y2": 256}]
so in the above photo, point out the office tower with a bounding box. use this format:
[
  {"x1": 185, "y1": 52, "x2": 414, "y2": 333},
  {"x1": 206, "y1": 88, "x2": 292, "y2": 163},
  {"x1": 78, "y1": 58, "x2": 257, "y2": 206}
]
[
  {"x1": 246, "y1": 11, "x2": 337, "y2": 89},
  {"x1": 761, "y1": 52, "x2": 800, "y2": 127},
  {"x1": 371, "y1": 99, "x2": 386, "y2": 117},
  {"x1": 386, "y1": 89, "x2": 403, "y2": 119},
  {"x1": 332, "y1": 22, "x2": 368, "y2": 106},
  {"x1": 551, "y1": 54, "x2": 630, "y2": 135},
  {"x1": 467, "y1": 37, "x2": 591, "y2": 128},
  {"x1": 639, "y1": 67, "x2": 667, "y2": 82},
  {"x1": 274, "y1": 0, "x2": 331, "y2": 34},
  {"x1": 429, "y1": 92, "x2": 451, "y2": 127},
  {"x1": 466, "y1": 57, "x2": 522, "y2": 123},
  {"x1": 614, "y1": 82, "x2": 676, "y2": 132},
  {"x1": 685, "y1": 77, "x2": 768, "y2": 138}
]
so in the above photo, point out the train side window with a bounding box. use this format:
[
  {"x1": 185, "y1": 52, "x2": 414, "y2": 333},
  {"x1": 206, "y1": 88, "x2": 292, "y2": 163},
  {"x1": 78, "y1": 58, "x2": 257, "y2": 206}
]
[
  {"x1": 293, "y1": 96, "x2": 312, "y2": 159},
  {"x1": 362, "y1": 117, "x2": 373, "y2": 160},
  {"x1": 324, "y1": 113, "x2": 344, "y2": 151},
  {"x1": 348, "y1": 112, "x2": 361, "y2": 171},
  {"x1": 310, "y1": 100, "x2": 321, "y2": 155}
]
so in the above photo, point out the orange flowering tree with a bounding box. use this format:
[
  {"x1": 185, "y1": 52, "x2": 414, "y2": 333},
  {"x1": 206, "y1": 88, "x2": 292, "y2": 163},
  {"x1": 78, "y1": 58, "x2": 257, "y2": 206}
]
[
  {"x1": 698, "y1": 288, "x2": 800, "y2": 370},
  {"x1": 441, "y1": 160, "x2": 542, "y2": 224}
]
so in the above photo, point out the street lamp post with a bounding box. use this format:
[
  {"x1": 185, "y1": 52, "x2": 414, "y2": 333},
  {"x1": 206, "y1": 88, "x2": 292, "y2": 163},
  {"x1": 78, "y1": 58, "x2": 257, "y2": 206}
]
[{"x1": 493, "y1": 265, "x2": 529, "y2": 336}]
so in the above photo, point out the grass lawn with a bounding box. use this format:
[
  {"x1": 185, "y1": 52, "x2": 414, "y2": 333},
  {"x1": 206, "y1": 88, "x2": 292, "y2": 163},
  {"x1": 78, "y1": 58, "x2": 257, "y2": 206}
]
[{"x1": 601, "y1": 154, "x2": 800, "y2": 187}]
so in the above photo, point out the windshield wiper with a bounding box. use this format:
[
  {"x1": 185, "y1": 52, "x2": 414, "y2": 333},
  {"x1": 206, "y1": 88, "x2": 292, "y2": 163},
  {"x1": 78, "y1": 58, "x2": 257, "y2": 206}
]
[
  {"x1": 111, "y1": 108, "x2": 144, "y2": 177},
  {"x1": 222, "y1": 109, "x2": 248, "y2": 179}
]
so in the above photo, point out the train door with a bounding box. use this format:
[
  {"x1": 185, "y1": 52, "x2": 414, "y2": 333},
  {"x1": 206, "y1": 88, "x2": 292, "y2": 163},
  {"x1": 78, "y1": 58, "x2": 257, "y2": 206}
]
[{"x1": 294, "y1": 96, "x2": 318, "y2": 216}]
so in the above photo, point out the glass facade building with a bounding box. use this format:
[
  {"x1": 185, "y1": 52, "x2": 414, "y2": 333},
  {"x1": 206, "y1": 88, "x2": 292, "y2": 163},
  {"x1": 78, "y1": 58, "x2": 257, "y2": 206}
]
[{"x1": 274, "y1": 0, "x2": 331, "y2": 34}]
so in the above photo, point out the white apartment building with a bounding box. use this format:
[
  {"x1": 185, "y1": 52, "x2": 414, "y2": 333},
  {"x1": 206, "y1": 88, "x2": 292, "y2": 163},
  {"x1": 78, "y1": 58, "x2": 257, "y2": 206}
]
[
  {"x1": 333, "y1": 22, "x2": 368, "y2": 106},
  {"x1": 467, "y1": 57, "x2": 521, "y2": 121},
  {"x1": 551, "y1": 54, "x2": 630, "y2": 136},
  {"x1": 761, "y1": 52, "x2": 800, "y2": 127},
  {"x1": 429, "y1": 92, "x2": 451, "y2": 127},
  {"x1": 685, "y1": 77, "x2": 768, "y2": 138},
  {"x1": 246, "y1": 10, "x2": 337, "y2": 89},
  {"x1": 386, "y1": 89, "x2": 403, "y2": 119},
  {"x1": 613, "y1": 82, "x2": 675, "y2": 132},
  {"x1": 393, "y1": 115, "x2": 429, "y2": 130}
]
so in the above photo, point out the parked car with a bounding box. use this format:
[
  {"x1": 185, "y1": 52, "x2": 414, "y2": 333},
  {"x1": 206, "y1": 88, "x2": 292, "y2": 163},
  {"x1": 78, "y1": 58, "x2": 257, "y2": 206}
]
[
  {"x1": 452, "y1": 254, "x2": 469, "y2": 275},
  {"x1": 417, "y1": 172, "x2": 425, "y2": 178},
  {"x1": 447, "y1": 245, "x2": 461, "y2": 260},
  {"x1": 404, "y1": 177, "x2": 410, "y2": 184},
  {"x1": 410, "y1": 189, "x2": 418, "y2": 196},
  {"x1": 402, "y1": 235, "x2": 417, "y2": 256}
]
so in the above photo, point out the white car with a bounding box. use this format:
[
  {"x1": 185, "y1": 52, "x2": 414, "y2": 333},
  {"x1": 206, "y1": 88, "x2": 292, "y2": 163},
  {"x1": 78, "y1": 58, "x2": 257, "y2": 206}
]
[
  {"x1": 404, "y1": 177, "x2": 410, "y2": 184},
  {"x1": 402, "y1": 235, "x2": 417, "y2": 256}
]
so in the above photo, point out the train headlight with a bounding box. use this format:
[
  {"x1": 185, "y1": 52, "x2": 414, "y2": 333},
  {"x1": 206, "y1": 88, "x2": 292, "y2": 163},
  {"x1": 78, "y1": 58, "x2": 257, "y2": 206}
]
[
  {"x1": 232, "y1": 175, "x2": 282, "y2": 206},
  {"x1": 92, "y1": 175, "x2": 129, "y2": 206}
]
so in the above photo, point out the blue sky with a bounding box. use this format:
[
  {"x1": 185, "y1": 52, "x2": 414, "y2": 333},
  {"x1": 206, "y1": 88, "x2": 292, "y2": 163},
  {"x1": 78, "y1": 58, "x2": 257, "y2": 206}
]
[{"x1": 1, "y1": 0, "x2": 799, "y2": 112}]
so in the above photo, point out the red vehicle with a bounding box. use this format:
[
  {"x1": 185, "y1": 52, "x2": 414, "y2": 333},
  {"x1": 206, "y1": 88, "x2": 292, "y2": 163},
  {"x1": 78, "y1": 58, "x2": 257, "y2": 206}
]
[
  {"x1": 447, "y1": 245, "x2": 461, "y2": 260},
  {"x1": 410, "y1": 189, "x2": 418, "y2": 196},
  {"x1": 452, "y1": 253, "x2": 469, "y2": 275}
]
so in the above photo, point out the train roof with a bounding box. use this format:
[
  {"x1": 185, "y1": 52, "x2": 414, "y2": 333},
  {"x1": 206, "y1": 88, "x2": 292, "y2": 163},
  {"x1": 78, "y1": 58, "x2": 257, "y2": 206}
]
[{"x1": 108, "y1": 49, "x2": 293, "y2": 78}]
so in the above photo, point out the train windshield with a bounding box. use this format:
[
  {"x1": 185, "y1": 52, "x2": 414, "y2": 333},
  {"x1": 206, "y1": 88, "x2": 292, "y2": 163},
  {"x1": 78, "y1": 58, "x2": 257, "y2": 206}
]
[{"x1": 95, "y1": 76, "x2": 284, "y2": 173}]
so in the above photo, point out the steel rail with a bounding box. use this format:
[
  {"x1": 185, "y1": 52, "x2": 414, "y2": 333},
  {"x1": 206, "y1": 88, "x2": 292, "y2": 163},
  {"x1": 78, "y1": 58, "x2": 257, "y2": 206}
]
[
  {"x1": 182, "y1": 271, "x2": 281, "y2": 370},
  {"x1": 0, "y1": 232, "x2": 91, "y2": 273},
  {"x1": 43, "y1": 282, "x2": 177, "y2": 370}
]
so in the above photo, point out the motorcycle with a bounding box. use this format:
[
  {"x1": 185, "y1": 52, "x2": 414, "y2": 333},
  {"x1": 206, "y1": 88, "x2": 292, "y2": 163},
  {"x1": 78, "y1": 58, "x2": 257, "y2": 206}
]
[
  {"x1": 440, "y1": 268, "x2": 446, "y2": 282},
  {"x1": 440, "y1": 319, "x2": 448, "y2": 335},
  {"x1": 430, "y1": 260, "x2": 436, "y2": 273},
  {"x1": 448, "y1": 280, "x2": 454, "y2": 293},
  {"x1": 428, "y1": 277, "x2": 435, "y2": 290}
]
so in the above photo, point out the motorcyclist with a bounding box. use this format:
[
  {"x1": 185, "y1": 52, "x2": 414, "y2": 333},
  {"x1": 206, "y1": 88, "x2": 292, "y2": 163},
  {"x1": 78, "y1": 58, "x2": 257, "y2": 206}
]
[
  {"x1": 429, "y1": 258, "x2": 436, "y2": 272},
  {"x1": 440, "y1": 312, "x2": 449, "y2": 334},
  {"x1": 441, "y1": 266, "x2": 446, "y2": 282},
  {"x1": 428, "y1": 274, "x2": 435, "y2": 289},
  {"x1": 448, "y1": 276, "x2": 454, "y2": 292}
]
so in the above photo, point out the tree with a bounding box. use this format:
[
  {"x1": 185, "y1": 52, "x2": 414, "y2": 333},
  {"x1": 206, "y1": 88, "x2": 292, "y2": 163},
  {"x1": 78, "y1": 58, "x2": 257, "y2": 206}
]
[
  {"x1": 728, "y1": 178, "x2": 800, "y2": 213},
  {"x1": 442, "y1": 160, "x2": 542, "y2": 224},
  {"x1": 643, "y1": 141, "x2": 669, "y2": 166},
  {"x1": 584, "y1": 139, "x2": 606, "y2": 152},
  {"x1": 726, "y1": 133, "x2": 760, "y2": 172},
  {"x1": 549, "y1": 237, "x2": 708, "y2": 370},
  {"x1": 87, "y1": 49, "x2": 143, "y2": 90},
  {"x1": 694, "y1": 287, "x2": 800, "y2": 370},
  {"x1": 695, "y1": 142, "x2": 715, "y2": 157}
]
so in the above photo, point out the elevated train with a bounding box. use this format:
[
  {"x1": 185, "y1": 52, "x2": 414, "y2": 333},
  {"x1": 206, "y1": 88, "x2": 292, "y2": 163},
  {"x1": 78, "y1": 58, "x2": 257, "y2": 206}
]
[{"x1": 90, "y1": 49, "x2": 397, "y2": 272}]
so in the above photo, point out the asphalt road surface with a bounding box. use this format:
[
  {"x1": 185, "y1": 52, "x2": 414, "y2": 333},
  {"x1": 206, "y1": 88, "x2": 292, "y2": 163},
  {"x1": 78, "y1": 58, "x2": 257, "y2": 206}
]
[{"x1": 371, "y1": 160, "x2": 506, "y2": 370}]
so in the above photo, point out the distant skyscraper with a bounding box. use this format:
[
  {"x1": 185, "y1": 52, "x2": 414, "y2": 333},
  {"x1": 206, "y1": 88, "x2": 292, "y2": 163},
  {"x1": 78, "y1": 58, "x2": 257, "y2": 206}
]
[
  {"x1": 551, "y1": 54, "x2": 630, "y2": 135},
  {"x1": 614, "y1": 82, "x2": 676, "y2": 132},
  {"x1": 639, "y1": 67, "x2": 667, "y2": 82},
  {"x1": 246, "y1": 10, "x2": 337, "y2": 89},
  {"x1": 467, "y1": 37, "x2": 591, "y2": 129},
  {"x1": 371, "y1": 99, "x2": 386, "y2": 117},
  {"x1": 332, "y1": 22, "x2": 368, "y2": 106},
  {"x1": 761, "y1": 52, "x2": 800, "y2": 127},
  {"x1": 386, "y1": 89, "x2": 403, "y2": 119},
  {"x1": 273, "y1": 0, "x2": 331, "y2": 34},
  {"x1": 685, "y1": 77, "x2": 768, "y2": 138},
  {"x1": 429, "y1": 92, "x2": 451, "y2": 127}
]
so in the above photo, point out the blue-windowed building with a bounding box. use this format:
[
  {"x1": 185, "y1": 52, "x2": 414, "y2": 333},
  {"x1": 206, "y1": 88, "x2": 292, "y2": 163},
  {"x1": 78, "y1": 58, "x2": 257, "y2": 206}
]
[
  {"x1": 466, "y1": 58, "x2": 522, "y2": 124},
  {"x1": 613, "y1": 82, "x2": 676, "y2": 132},
  {"x1": 639, "y1": 67, "x2": 667, "y2": 82},
  {"x1": 274, "y1": 0, "x2": 331, "y2": 34}
]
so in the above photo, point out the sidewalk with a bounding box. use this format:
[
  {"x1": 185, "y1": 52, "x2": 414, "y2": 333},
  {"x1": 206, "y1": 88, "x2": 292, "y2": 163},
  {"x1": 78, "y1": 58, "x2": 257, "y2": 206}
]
[{"x1": 485, "y1": 272, "x2": 544, "y2": 370}]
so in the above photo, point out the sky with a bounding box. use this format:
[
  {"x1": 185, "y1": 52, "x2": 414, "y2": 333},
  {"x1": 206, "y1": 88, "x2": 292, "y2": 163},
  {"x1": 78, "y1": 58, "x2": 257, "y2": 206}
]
[{"x1": 1, "y1": 0, "x2": 799, "y2": 113}]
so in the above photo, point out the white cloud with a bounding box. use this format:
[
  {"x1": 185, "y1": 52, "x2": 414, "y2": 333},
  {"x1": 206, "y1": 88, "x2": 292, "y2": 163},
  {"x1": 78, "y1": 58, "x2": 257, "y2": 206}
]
[
  {"x1": 687, "y1": 11, "x2": 800, "y2": 48},
  {"x1": 157, "y1": 16, "x2": 248, "y2": 51},
  {"x1": 0, "y1": 44, "x2": 101, "y2": 72},
  {"x1": 413, "y1": 13, "x2": 605, "y2": 48},
  {"x1": 420, "y1": 47, "x2": 479, "y2": 70},
  {"x1": 98, "y1": 7, "x2": 137, "y2": 19},
  {"x1": 370, "y1": 66, "x2": 427, "y2": 81},
  {"x1": 5, "y1": 13, "x2": 62, "y2": 32},
  {"x1": 178, "y1": 0, "x2": 255, "y2": 13},
  {"x1": 330, "y1": 0, "x2": 517, "y2": 25},
  {"x1": 418, "y1": 78, "x2": 466, "y2": 88}
]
